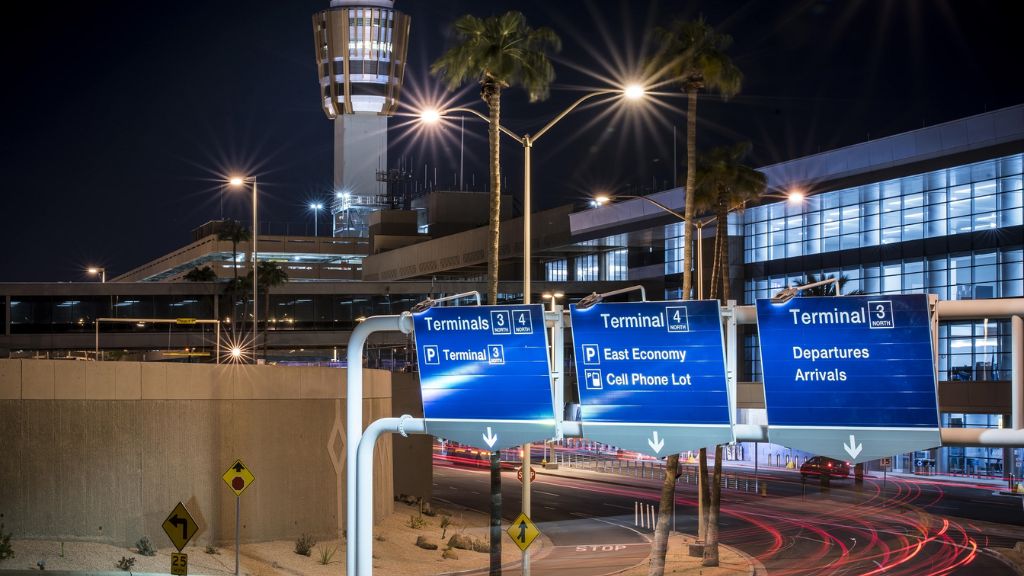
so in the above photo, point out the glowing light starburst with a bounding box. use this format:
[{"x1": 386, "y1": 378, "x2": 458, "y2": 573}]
[{"x1": 220, "y1": 331, "x2": 257, "y2": 364}]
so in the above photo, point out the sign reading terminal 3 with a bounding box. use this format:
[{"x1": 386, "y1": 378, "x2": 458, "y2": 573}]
[{"x1": 411, "y1": 295, "x2": 942, "y2": 464}]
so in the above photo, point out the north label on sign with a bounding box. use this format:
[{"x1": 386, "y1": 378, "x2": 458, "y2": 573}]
[
  {"x1": 162, "y1": 502, "x2": 199, "y2": 552},
  {"x1": 413, "y1": 305, "x2": 556, "y2": 451},
  {"x1": 222, "y1": 459, "x2": 255, "y2": 496},
  {"x1": 570, "y1": 301, "x2": 733, "y2": 457},
  {"x1": 756, "y1": 294, "x2": 941, "y2": 463}
]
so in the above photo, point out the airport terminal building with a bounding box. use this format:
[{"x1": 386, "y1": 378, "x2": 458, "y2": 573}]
[{"x1": 2, "y1": 105, "x2": 1021, "y2": 476}]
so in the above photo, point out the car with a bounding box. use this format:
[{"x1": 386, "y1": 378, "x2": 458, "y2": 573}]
[{"x1": 800, "y1": 456, "x2": 851, "y2": 481}]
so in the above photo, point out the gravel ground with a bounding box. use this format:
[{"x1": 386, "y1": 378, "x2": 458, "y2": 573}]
[{"x1": 0, "y1": 501, "x2": 524, "y2": 575}]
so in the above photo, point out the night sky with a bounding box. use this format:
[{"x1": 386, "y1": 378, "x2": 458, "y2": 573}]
[{"x1": 1, "y1": 1, "x2": 1019, "y2": 282}]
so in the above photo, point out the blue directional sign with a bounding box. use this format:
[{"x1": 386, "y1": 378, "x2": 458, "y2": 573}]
[
  {"x1": 569, "y1": 301, "x2": 733, "y2": 457},
  {"x1": 413, "y1": 304, "x2": 556, "y2": 451},
  {"x1": 756, "y1": 294, "x2": 940, "y2": 463}
]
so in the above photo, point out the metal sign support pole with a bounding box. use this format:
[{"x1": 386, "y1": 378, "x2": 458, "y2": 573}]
[
  {"x1": 356, "y1": 415, "x2": 426, "y2": 576},
  {"x1": 235, "y1": 495, "x2": 240, "y2": 576},
  {"x1": 345, "y1": 314, "x2": 415, "y2": 576}
]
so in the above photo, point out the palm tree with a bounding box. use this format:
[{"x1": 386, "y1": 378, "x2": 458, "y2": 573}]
[
  {"x1": 652, "y1": 18, "x2": 742, "y2": 299},
  {"x1": 219, "y1": 221, "x2": 252, "y2": 326},
  {"x1": 647, "y1": 18, "x2": 741, "y2": 574},
  {"x1": 248, "y1": 260, "x2": 288, "y2": 359},
  {"x1": 680, "y1": 151, "x2": 764, "y2": 566},
  {"x1": 432, "y1": 14, "x2": 559, "y2": 574},
  {"x1": 183, "y1": 266, "x2": 218, "y2": 282},
  {"x1": 696, "y1": 143, "x2": 767, "y2": 303},
  {"x1": 218, "y1": 220, "x2": 251, "y2": 285},
  {"x1": 431, "y1": 11, "x2": 560, "y2": 307}
]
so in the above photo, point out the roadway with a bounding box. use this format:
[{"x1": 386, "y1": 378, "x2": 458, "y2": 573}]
[{"x1": 433, "y1": 456, "x2": 1024, "y2": 575}]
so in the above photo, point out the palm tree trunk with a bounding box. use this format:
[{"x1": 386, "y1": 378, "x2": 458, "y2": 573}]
[
  {"x1": 698, "y1": 446, "x2": 709, "y2": 541},
  {"x1": 703, "y1": 444, "x2": 723, "y2": 567},
  {"x1": 647, "y1": 453, "x2": 679, "y2": 576},
  {"x1": 483, "y1": 79, "x2": 503, "y2": 576},
  {"x1": 682, "y1": 87, "x2": 698, "y2": 299},
  {"x1": 715, "y1": 196, "x2": 729, "y2": 301},
  {"x1": 489, "y1": 451, "x2": 502, "y2": 576},
  {"x1": 484, "y1": 83, "x2": 502, "y2": 307}
]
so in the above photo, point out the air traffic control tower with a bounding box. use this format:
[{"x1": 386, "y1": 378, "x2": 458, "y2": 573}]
[{"x1": 312, "y1": 1, "x2": 410, "y2": 237}]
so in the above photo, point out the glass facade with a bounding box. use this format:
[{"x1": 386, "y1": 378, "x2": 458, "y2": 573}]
[
  {"x1": 743, "y1": 247, "x2": 1023, "y2": 303},
  {"x1": 545, "y1": 259, "x2": 567, "y2": 282},
  {"x1": 742, "y1": 154, "x2": 1022, "y2": 264},
  {"x1": 942, "y1": 413, "x2": 1007, "y2": 476}
]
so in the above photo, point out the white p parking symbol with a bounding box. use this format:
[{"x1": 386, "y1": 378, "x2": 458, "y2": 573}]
[
  {"x1": 423, "y1": 345, "x2": 439, "y2": 365},
  {"x1": 582, "y1": 344, "x2": 600, "y2": 365}
]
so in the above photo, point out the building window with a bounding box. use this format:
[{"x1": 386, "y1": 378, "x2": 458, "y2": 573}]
[
  {"x1": 575, "y1": 254, "x2": 599, "y2": 282},
  {"x1": 545, "y1": 259, "x2": 567, "y2": 282},
  {"x1": 603, "y1": 249, "x2": 628, "y2": 281}
]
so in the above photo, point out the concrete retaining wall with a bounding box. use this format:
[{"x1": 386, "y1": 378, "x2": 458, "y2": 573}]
[{"x1": 0, "y1": 359, "x2": 396, "y2": 547}]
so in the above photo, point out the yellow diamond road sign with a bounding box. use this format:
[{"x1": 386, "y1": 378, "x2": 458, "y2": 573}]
[
  {"x1": 162, "y1": 502, "x2": 199, "y2": 552},
  {"x1": 222, "y1": 459, "x2": 255, "y2": 496},
  {"x1": 506, "y1": 513, "x2": 540, "y2": 552}
]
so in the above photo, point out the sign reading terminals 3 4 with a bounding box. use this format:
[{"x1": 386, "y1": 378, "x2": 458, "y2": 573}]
[
  {"x1": 570, "y1": 301, "x2": 733, "y2": 457},
  {"x1": 413, "y1": 305, "x2": 555, "y2": 451},
  {"x1": 756, "y1": 294, "x2": 940, "y2": 463}
]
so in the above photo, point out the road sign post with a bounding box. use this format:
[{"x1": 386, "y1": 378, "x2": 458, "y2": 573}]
[
  {"x1": 569, "y1": 300, "x2": 733, "y2": 457},
  {"x1": 222, "y1": 460, "x2": 255, "y2": 576},
  {"x1": 755, "y1": 295, "x2": 941, "y2": 463}
]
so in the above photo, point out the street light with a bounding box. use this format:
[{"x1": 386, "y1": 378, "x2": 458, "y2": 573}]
[
  {"x1": 229, "y1": 175, "x2": 258, "y2": 359},
  {"x1": 593, "y1": 191, "x2": 803, "y2": 299},
  {"x1": 87, "y1": 267, "x2": 106, "y2": 283},
  {"x1": 421, "y1": 86, "x2": 647, "y2": 561},
  {"x1": 309, "y1": 202, "x2": 324, "y2": 237},
  {"x1": 420, "y1": 84, "x2": 647, "y2": 305},
  {"x1": 771, "y1": 276, "x2": 838, "y2": 303}
]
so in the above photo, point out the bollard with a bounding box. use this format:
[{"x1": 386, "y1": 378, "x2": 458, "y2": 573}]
[{"x1": 760, "y1": 480, "x2": 767, "y2": 497}]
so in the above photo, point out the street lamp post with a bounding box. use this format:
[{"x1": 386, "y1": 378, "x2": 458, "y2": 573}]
[
  {"x1": 593, "y1": 191, "x2": 801, "y2": 299},
  {"x1": 87, "y1": 267, "x2": 106, "y2": 283},
  {"x1": 422, "y1": 85, "x2": 646, "y2": 576},
  {"x1": 309, "y1": 202, "x2": 324, "y2": 237},
  {"x1": 230, "y1": 176, "x2": 258, "y2": 359},
  {"x1": 421, "y1": 84, "x2": 645, "y2": 304}
]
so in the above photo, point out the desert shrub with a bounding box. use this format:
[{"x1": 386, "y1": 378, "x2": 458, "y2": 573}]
[
  {"x1": 0, "y1": 524, "x2": 13, "y2": 561},
  {"x1": 407, "y1": 514, "x2": 426, "y2": 529},
  {"x1": 440, "y1": 516, "x2": 452, "y2": 539},
  {"x1": 316, "y1": 544, "x2": 338, "y2": 565},
  {"x1": 294, "y1": 533, "x2": 316, "y2": 557},
  {"x1": 116, "y1": 556, "x2": 136, "y2": 571},
  {"x1": 136, "y1": 536, "x2": 156, "y2": 556}
]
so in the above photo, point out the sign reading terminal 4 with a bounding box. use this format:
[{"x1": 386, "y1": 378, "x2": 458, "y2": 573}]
[{"x1": 569, "y1": 300, "x2": 733, "y2": 457}]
